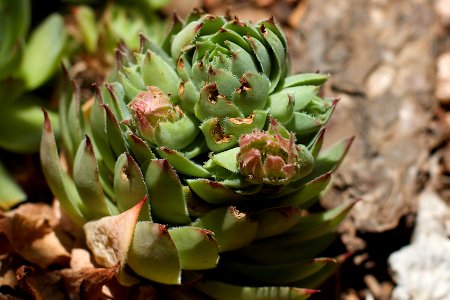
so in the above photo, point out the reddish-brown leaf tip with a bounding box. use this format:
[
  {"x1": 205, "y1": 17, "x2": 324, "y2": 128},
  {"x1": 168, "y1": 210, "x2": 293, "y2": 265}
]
[{"x1": 42, "y1": 108, "x2": 52, "y2": 132}]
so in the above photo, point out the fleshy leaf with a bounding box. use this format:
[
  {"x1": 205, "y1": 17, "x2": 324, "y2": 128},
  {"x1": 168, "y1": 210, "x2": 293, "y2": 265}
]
[
  {"x1": 113, "y1": 153, "x2": 150, "y2": 221},
  {"x1": 19, "y1": 14, "x2": 68, "y2": 89},
  {"x1": 187, "y1": 179, "x2": 248, "y2": 205},
  {"x1": 127, "y1": 221, "x2": 181, "y2": 284},
  {"x1": 156, "y1": 147, "x2": 211, "y2": 178},
  {"x1": 218, "y1": 257, "x2": 336, "y2": 285},
  {"x1": 145, "y1": 159, "x2": 190, "y2": 224},
  {"x1": 169, "y1": 226, "x2": 219, "y2": 270},
  {"x1": 40, "y1": 110, "x2": 85, "y2": 225},
  {"x1": 196, "y1": 281, "x2": 318, "y2": 300},
  {"x1": 73, "y1": 136, "x2": 110, "y2": 220},
  {"x1": 193, "y1": 206, "x2": 258, "y2": 252},
  {"x1": 282, "y1": 73, "x2": 330, "y2": 88}
]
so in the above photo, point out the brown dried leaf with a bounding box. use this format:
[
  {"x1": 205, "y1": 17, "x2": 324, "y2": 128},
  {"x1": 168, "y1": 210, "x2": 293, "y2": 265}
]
[
  {"x1": 84, "y1": 198, "x2": 145, "y2": 268},
  {"x1": 16, "y1": 265, "x2": 65, "y2": 300},
  {"x1": 59, "y1": 264, "x2": 124, "y2": 300},
  {"x1": 0, "y1": 203, "x2": 70, "y2": 268},
  {"x1": 80, "y1": 265, "x2": 118, "y2": 300}
]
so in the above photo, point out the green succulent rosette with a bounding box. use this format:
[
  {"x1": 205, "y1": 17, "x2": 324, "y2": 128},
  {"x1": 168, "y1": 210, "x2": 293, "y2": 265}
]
[{"x1": 41, "y1": 11, "x2": 354, "y2": 299}]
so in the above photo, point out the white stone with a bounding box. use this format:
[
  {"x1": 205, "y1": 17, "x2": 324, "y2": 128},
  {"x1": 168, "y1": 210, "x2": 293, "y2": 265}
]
[{"x1": 389, "y1": 190, "x2": 450, "y2": 300}]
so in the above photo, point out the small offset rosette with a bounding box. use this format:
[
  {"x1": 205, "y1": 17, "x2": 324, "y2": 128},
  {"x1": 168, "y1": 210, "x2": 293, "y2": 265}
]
[{"x1": 237, "y1": 120, "x2": 314, "y2": 185}]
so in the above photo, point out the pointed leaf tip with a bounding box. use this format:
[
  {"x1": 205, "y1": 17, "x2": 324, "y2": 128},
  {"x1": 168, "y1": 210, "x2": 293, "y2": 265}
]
[
  {"x1": 304, "y1": 289, "x2": 321, "y2": 295},
  {"x1": 85, "y1": 135, "x2": 94, "y2": 154},
  {"x1": 42, "y1": 108, "x2": 52, "y2": 132},
  {"x1": 345, "y1": 136, "x2": 355, "y2": 152}
]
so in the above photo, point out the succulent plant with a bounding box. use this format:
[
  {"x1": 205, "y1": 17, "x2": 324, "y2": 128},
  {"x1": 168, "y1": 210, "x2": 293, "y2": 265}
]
[{"x1": 41, "y1": 11, "x2": 354, "y2": 299}]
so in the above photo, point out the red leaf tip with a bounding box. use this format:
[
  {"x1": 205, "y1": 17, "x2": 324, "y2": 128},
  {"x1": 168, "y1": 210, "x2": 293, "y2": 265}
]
[{"x1": 42, "y1": 108, "x2": 52, "y2": 132}]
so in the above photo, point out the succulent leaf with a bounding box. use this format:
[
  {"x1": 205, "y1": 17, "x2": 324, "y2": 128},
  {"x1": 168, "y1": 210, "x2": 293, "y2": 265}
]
[
  {"x1": 218, "y1": 257, "x2": 336, "y2": 285},
  {"x1": 127, "y1": 221, "x2": 181, "y2": 284},
  {"x1": 168, "y1": 226, "x2": 219, "y2": 270},
  {"x1": 193, "y1": 206, "x2": 258, "y2": 252},
  {"x1": 40, "y1": 110, "x2": 85, "y2": 225},
  {"x1": 73, "y1": 136, "x2": 111, "y2": 220},
  {"x1": 114, "y1": 153, "x2": 150, "y2": 221},
  {"x1": 196, "y1": 281, "x2": 318, "y2": 300},
  {"x1": 145, "y1": 159, "x2": 190, "y2": 224}
]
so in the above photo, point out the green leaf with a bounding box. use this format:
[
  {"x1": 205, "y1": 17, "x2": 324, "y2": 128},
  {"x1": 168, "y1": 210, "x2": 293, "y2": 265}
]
[
  {"x1": 218, "y1": 257, "x2": 335, "y2": 285},
  {"x1": 292, "y1": 254, "x2": 349, "y2": 288},
  {"x1": 127, "y1": 221, "x2": 181, "y2": 284},
  {"x1": 252, "y1": 207, "x2": 302, "y2": 240},
  {"x1": 307, "y1": 128, "x2": 326, "y2": 158},
  {"x1": 193, "y1": 206, "x2": 258, "y2": 252},
  {"x1": 282, "y1": 73, "x2": 330, "y2": 89},
  {"x1": 266, "y1": 172, "x2": 332, "y2": 208},
  {"x1": 178, "y1": 80, "x2": 200, "y2": 114},
  {"x1": 208, "y1": 68, "x2": 241, "y2": 100},
  {"x1": 259, "y1": 25, "x2": 285, "y2": 92},
  {"x1": 222, "y1": 110, "x2": 268, "y2": 138},
  {"x1": 103, "y1": 104, "x2": 127, "y2": 157},
  {"x1": 73, "y1": 6, "x2": 98, "y2": 54},
  {"x1": 162, "y1": 13, "x2": 184, "y2": 54},
  {"x1": 156, "y1": 147, "x2": 211, "y2": 178},
  {"x1": 126, "y1": 132, "x2": 155, "y2": 172},
  {"x1": 73, "y1": 136, "x2": 111, "y2": 220},
  {"x1": 0, "y1": 100, "x2": 59, "y2": 153},
  {"x1": 89, "y1": 94, "x2": 116, "y2": 173},
  {"x1": 20, "y1": 14, "x2": 68, "y2": 89},
  {"x1": 286, "y1": 201, "x2": 357, "y2": 241},
  {"x1": 169, "y1": 226, "x2": 219, "y2": 270},
  {"x1": 285, "y1": 112, "x2": 323, "y2": 136},
  {"x1": 195, "y1": 84, "x2": 242, "y2": 121},
  {"x1": 239, "y1": 232, "x2": 338, "y2": 265},
  {"x1": 170, "y1": 20, "x2": 203, "y2": 59},
  {"x1": 40, "y1": 110, "x2": 85, "y2": 225},
  {"x1": 245, "y1": 35, "x2": 271, "y2": 76},
  {"x1": 196, "y1": 281, "x2": 317, "y2": 300},
  {"x1": 226, "y1": 41, "x2": 259, "y2": 78},
  {"x1": 0, "y1": 160, "x2": 26, "y2": 210},
  {"x1": 200, "y1": 118, "x2": 238, "y2": 153},
  {"x1": 187, "y1": 179, "x2": 247, "y2": 205},
  {"x1": 154, "y1": 114, "x2": 200, "y2": 150},
  {"x1": 145, "y1": 159, "x2": 190, "y2": 225},
  {"x1": 142, "y1": 50, "x2": 179, "y2": 97},
  {"x1": 231, "y1": 73, "x2": 270, "y2": 116},
  {"x1": 302, "y1": 136, "x2": 354, "y2": 182},
  {"x1": 114, "y1": 153, "x2": 150, "y2": 220},
  {"x1": 209, "y1": 147, "x2": 240, "y2": 174},
  {"x1": 0, "y1": 0, "x2": 30, "y2": 80}
]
